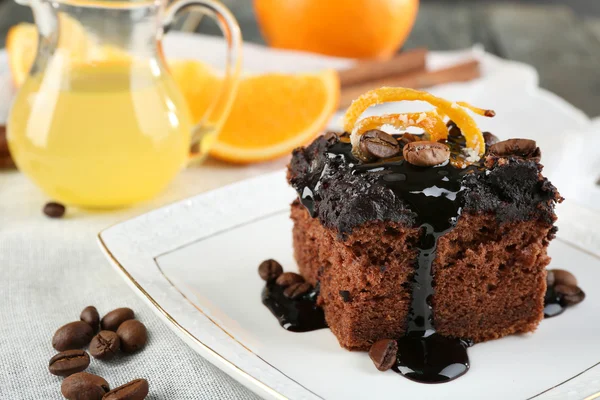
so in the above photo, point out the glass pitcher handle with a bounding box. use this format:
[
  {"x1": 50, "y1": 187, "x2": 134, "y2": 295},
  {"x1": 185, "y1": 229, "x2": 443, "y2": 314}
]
[{"x1": 163, "y1": 0, "x2": 242, "y2": 157}]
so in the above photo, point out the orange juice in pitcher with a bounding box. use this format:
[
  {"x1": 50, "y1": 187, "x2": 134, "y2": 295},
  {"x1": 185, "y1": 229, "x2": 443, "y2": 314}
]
[{"x1": 8, "y1": 0, "x2": 241, "y2": 208}]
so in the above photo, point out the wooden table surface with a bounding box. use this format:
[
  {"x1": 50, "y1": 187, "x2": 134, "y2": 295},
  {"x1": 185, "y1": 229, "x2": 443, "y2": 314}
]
[{"x1": 2, "y1": 1, "x2": 599, "y2": 117}]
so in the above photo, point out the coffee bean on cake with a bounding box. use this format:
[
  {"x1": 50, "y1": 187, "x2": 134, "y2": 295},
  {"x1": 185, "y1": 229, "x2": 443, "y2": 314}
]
[
  {"x1": 48, "y1": 350, "x2": 90, "y2": 377},
  {"x1": 488, "y1": 138, "x2": 541, "y2": 161},
  {"x1": 101, "y1": 308, "x2": 134, "y2": 331},
  {"x1": 369, "y1": 339, "x2": 398, "y2": 371},
  {"x1": 402, "y1": 141, "x2": 450, "y2": 167},
  {"x1": 258, "y1": 259, "x2": 283, "y2": 282},
  {"x1": 80, "y1": 306, "x2": 100, "y2": 332},
  {"x1": 283, "y1": 282, "x2": 312, "y2": 299},
  {"x1": 52, "y1": 321, "x2": 94, "y2": 351},
  {"x1": 275, "y1": 272, "x2": 304, "y2": 287},
  {"x1": 61, "y1": 372, "x2": 109, "y2": 400},
  {"x1": 117, "y1": 320, "x2": 147, "y2": 353},
  {"x1": 103, "y1": 379, "x2": 148, "y2": 400},
  {"x1": 89, "y1": 331, "x2": 120, "y2": 360},
  {"x1": 483, "y1": 132, "x2": 500, "y2": 146},
  {"x1": 359, "y1": 129, "x2": 400, "y2": 160},
  {"x1": 555, "y1": 284, "x2": 585, "y2": 306}
]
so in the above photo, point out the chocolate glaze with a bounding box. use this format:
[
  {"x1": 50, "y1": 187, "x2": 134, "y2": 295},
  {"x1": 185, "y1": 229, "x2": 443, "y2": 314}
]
[
  {"x1": 288, "y1": 134, "x2": 559, "y2": 237},
  {"x1": 262, "y1": 282, "x2": 327, "y2": 332}
]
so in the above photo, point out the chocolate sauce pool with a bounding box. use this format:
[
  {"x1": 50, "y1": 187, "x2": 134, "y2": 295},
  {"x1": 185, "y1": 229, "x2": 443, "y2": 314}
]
[
  {"x1": 262, "y1": 282, "x2": 327, "y2": 332},
  {"x1": 262, "y1": 135, "x2": 566, "y2": 384}
]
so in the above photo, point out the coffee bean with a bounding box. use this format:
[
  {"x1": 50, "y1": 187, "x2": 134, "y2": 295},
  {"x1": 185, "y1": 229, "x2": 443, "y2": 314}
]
[
  {"x1": 117, "y1": 320, "x2": 147, "y2": 354},
  {"x1": 90, "y1": 331, "x2": 120, "y2": 360},
  {"x1": 358, "y1": 130, "x2": 400, "y2": 160},
  {"x1": 258, "y1": 259, "x2": 283, "y2": 282},
  {"x1": 488, "y1": 138, "x2": 541, "y2": 161},
  {"x1": 48, "y1": 349, "x2": 90, "y2": 377},
  {"x1": 398, "y1": 133, "x2": 418, "y2": 146},
  {"x1": 101, "y1": 308, "x2": 134, "y2": 331},
  {"x1": 550, "y1": 269, "x2": 577, "y2": 287},
  {"x1": 369, "y1": 339, "x2": 398, "y2": 371},
  {"x1": 43, "y1": 202, "x2": 66, "y2": 218},
  {"x1": 103, "y1": 379, "x2": 149, "y2": 400},
  {"x1": 275, "y1": 272, "x2": 305, "y2": 287},
  {"x1": 53, "y1": 321, "x2": 94, "y2": 351},
  {"x1": 546, "y1": 270, "x2": 555, "y2": 288},
  {"x1": 61, "y1": 372, "x2": 109, "y2": 400},
  {"x1": 283, "y1": 282, "x2": 312, "y2": 299},
  {"x1": 483, "y1": 132, "x2": 500, "y2": 146},
  {"x1": 81, "y1": 306, "x2": 100, "y2": 332},
  {"x1": 556, "y1": 284, "x2": 585, "y2": 306},
  {"x1": 402, "y1": 141, "x2": 450, "y2": 167}
]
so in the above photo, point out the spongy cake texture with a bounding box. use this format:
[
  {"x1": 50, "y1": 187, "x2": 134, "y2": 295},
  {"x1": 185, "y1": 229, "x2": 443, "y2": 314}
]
[{"x1": 288, "y1": 134, "x2": 560, "y2": 350}]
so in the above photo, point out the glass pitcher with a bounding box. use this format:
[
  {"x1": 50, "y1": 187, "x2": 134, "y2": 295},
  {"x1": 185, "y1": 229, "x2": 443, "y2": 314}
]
[{"x1": 8, "y1": 0, "x2": 241, "y2": 208}]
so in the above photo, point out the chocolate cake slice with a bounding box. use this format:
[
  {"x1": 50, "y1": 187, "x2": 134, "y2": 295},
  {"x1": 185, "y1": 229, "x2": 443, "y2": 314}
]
[{"x1": 287, "y1": 129, "x2": 561, "y2": 360}]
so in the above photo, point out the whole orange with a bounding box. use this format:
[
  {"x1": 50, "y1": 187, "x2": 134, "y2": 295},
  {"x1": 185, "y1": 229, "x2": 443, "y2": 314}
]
[{"x1": 254, "y1": 0, "x2": 419, "y2": 59}]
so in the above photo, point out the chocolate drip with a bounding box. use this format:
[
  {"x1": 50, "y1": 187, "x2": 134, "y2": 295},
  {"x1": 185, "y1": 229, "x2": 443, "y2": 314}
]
[
  {"x1": 318, "y1": 139, "x2": 474, "y2": 383},
  {"x1": 261, "y1": 282, "x2": 327, "y2": 332}
]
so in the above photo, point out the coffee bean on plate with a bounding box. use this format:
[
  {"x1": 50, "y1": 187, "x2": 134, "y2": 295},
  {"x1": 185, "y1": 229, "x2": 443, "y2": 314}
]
[
  {"x1": 61, "y1": 372, "x2": 109, "y2": 400},
  {"x1": 275, "y1": 272, "x2": 305, "y2": 287},
  {"x1": 369, "y1": 339, "x2": 398, "y2": 372},
  {"x1": 52, "y1": 321, "x2": 94, "y2": 351},
  {"x1": 103, "y1": 378, "x2": 149, "y2": 400},
  {"x1": 488, "y1": 138, "x2": 541, "y2": 161},
  {"x1": 283, "y1": 282, "x2": 312, "y2": 299},
  {"x1": 258, "y1": 259, "x2": 283, "y2": 282},
  {"x1": 117, "y1": 320, "x2": 147, "y2": 354},
  {"x1": 90, "y1": 331, "x2": 120, "y2": 360},
  {"x1": 48, "y1": 349, "x2": 90, "y2": 377},
  {"x1": 43, "y1": 202, "x2": 66, "y2": 218},
  {"x1": 555, "y1": 284, "x2": 585, "y2": 306},
  {"x1": 101, "y1": 308, "x2": 134, "y2": 331},
  {"x1": 81, "y1": 306, "x2": 100, "y2": 332},
  {"x1": 550, "y1": 269, "x2": 577, "y2": 287},
  {"x1": 402, "y1": 141, "x2": 450, "y2": 167},
  {"x1": 359, "y1": 129, "x2": 400, "y2": 160}
]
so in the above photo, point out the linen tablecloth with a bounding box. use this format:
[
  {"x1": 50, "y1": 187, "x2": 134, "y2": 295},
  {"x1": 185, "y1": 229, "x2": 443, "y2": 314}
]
[{"x1": 0, "y1": 160, "x2": 286, "y2": 399}]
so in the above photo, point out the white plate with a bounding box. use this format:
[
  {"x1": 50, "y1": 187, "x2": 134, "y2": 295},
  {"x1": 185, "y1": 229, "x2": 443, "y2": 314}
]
[{"x1": 99, "y1": 171, "x2": 600, "y2": 400}]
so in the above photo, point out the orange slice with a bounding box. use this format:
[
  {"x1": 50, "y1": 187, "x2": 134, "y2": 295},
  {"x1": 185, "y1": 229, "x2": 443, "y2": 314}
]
[
  {"x1": 211, "y1": 70, "x2": 340, "y2": 163},
  {"x1": 170, "y1": 60, "x2": 340, "y2": 163}
]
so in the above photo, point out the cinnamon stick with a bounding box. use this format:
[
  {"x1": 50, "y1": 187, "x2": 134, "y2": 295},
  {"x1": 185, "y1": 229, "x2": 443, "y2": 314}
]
[
  {"x1": 339, "y1": 59, "x2": 481, "y2": 109},
  {"x1": 338, "y1": 48, "x2": 427, "y2": 87}
]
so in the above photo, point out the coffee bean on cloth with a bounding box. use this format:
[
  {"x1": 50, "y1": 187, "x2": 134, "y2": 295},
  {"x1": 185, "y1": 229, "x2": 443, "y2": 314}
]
[
  {"x1": 48, "y1": 350, "x2": 90, "y2": 377},
  {"x1": 117, "y1": 320, "x2": 147, "y2": 354},
  {"x1": 103, "y1": 379, "x2": 149, "y2": 400},
  {"x1": 52, "y1": 321, "x2": 94, "y2": 351},
  {"x1": 101, "y1": 308, "x2": 135, "y2": 331},
  {"x1": 90, "y1": 331, "x2": 120, "y2": 360},
  {"x1": 61, "y1": 372, "x2": 109, "y2": 400},
  {"x1": 81, "y1": 306, "x2": 100, "y2": 332}
]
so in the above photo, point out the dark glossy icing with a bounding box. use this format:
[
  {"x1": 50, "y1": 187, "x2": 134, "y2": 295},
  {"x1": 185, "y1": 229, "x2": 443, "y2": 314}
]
[{"x1": 261, "y1": 282, "x2": 327, "y2": 332}]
